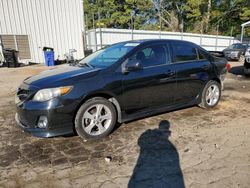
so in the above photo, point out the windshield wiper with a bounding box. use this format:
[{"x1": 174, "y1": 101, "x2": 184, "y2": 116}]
[
  {"x1": 84, "y1": 62, "x2": 93, "y2": 68},
  {"x1": 78, "y1": 62, "x2": 94, "y2": 68}
]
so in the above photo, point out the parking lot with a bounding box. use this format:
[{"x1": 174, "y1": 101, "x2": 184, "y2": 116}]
[{"x1": 0, "y1": 61, "x2": 250, "y2": 188}]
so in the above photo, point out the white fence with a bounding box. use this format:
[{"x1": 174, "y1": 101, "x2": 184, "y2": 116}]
[{"x1": 86, "y1": 28, "x2": 240, "y2": 52}]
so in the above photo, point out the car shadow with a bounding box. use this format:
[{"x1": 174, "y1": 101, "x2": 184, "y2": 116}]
[
  {"x1": 128, "y1": 120, "x2": 185, "y2": 188},
  {"x1": 229, "y1": 65, "x2": 245, "y2": 76}
]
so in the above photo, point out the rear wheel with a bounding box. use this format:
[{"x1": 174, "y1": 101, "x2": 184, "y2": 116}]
[
  {"x1": 75, "y1": 97, "x2": 117, "y2": 139},
  {"x1": 199, "y1": 80, "x2": 221, "y2": 109}
]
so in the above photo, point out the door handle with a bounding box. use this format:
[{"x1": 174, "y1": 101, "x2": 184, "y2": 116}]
[
  {"x1": 160, "y1": 71, "x2": 175, "y2": 83},
  {"x1": 201, "y1": 65, "x2": 209, "y2": 70},
  {"x1": 165, "y1": 70, "x2": 175, "y2": 77}
]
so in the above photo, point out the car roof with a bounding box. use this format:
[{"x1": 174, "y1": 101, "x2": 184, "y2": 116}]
[
  {"x1": 121, "y1": 39, "x2": 197, "y2": 46},
  {"x1": 232, "y1": 42, "x2": 249, "y2": 45}
]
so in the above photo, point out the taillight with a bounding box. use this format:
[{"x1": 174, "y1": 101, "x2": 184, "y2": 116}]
[{"x1": 226, "y1": 63, "x2": 231, "y2": 71}]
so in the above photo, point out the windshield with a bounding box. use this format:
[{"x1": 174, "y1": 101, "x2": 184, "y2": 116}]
[
  {"x1": 228, "y1": 43, "x2": 246, "y2": 50},
  {"x1": 79, "y1": 42, "x2": 140, "y2": 68}
]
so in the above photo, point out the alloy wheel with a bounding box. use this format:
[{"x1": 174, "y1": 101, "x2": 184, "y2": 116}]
[
  {"x1": 205, "y1": 84, "x2": 220, "y2": 106},
  {"x1": 81, "y1": 104, "x2": 112, "y2": 136}
]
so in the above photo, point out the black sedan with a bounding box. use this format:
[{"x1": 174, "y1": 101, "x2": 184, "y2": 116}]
[{"x1": 15, "y1": 39, "x2": 228, "y2": 139}]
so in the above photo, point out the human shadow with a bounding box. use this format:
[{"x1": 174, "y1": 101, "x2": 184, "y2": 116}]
[{"x1": 128, "y1": 120, "x2": 185, "y2": 188}]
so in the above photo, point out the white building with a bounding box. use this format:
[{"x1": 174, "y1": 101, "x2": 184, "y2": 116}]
[{"x1": 0, "y1": 0, "x2": 84, "y2": 64}]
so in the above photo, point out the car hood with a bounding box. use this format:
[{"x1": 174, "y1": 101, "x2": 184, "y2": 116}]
[
  {"x1": 24, "y1": 64, "x2": 102, "y2": 88},
  {"x1": 223, "y1": 48, "x2": 242, "y2": 53}
]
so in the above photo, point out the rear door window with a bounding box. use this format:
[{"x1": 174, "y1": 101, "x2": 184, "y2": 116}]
[
  {"x1": 197, "y1": 49, "x2": 207, "y2": 60},
  {"x1": 172, "y1": 42, "x2": 198, "y2": 62},
  {"x1": 132, "y1": 44, "x2": 170, "y2": 67}
]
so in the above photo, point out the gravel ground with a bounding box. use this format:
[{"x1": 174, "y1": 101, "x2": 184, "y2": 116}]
[{"x1": 0, "y1": 61, "x2": 250, "y2": 188}]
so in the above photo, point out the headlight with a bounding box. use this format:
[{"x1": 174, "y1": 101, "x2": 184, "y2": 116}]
[
  {"x1": 33, "y1": 86, "x2": 73, "y2": 102},
  {"x1": 230, "y1": 51, "x2": 239, "y2": 56},
  {"x1": 245, "y1": 51, "x2": 250, "y2": 56}
]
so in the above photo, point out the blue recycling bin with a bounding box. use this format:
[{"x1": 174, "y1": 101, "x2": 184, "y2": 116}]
[{"x1": 43, "y1": 47, "x2": 54, "y2": 66}]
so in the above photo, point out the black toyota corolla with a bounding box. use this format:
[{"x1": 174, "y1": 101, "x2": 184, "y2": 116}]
[{"x1": 15, "y1": 39, "x2": 228, "y2": 139}]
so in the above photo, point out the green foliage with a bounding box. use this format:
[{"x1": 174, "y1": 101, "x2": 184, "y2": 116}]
[
  {"x1": 209, "y1": 0, "x2": 250, "y2": 36},
  {"x1": 241, "y1": 7, "x2": 250, "y2": 21},
  {"x1": 84, "y1": 0, "x2": 156, "y2": 29},
  {"x1": 83, "y1": 0, "x2": 250, "y2": 37}
]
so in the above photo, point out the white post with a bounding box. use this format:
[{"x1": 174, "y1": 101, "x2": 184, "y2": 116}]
[
  {"x1": 241, "y1": 26, "x2": 244, "y2": 42},
  {"x1": 94, "y1": 29, "x2": 97, "y2": 51},
  {"x1": 98, "y1": 10, "x2": 102, "y2": 48},
  {"x1": 229, "y1": 26, "x2": 233, "y2": 45},
  {"x1": 215, "y1": 25, "x2": 219, "y2": 51}
]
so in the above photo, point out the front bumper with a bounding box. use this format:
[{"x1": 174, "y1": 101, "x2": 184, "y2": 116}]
[
  {"x1": 224, "y1": 54, "x2": 239, "y2": 60},
  {"x1": 15, "y1": 95, "x2": 79, "y2": 138},
  {"x1": 15, "y1": 113, "x2": 73, "y2": 137}
]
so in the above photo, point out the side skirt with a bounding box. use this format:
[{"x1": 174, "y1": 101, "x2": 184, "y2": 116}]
[{"x1": 120, "y1": 99, "x2": 198, "y2": 123}]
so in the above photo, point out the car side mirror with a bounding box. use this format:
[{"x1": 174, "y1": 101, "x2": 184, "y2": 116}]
[{"x1": 124, "y1": 59, "x2": 142, "y2": 72}]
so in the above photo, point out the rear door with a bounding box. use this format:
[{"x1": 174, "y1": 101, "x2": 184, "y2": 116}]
[
  {"x1": 170, "y1": 41, "x2": 211, "y2": 104},
  {"x1": 121, "y1": 42, "x2": 176, "y2": 114}
]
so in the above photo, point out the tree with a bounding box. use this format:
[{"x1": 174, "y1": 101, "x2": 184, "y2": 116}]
[
  {"x1": 153, "y1": 0, "x2": 186, "y2": 32},
  {"x1": 184, "y1": 0, "x2": 206, "y2": 33},
  {"x1": 209, "y1": 0, "x2": 250, "y2": 36},
  {"x1": 83, "y1": 0, "x2": 250, "y2": 37},
  {"x1": 83, "y1": 0, "x2": 156, "y2": 30}
]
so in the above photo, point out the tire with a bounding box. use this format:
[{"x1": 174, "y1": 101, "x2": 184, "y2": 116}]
[
  {"x1": 199, "y1": 80, "x2": 221, "y2": 109},
  {"x1": 244, "y1": 60, "x2": 250, "y2": 76},
  {"x1": 239, "y1": 55, "x2": 245, "y2": 62},
  {"x1": 75, "y1": 97, "x2": 117, "y2": 139},
  {"x1": 244, "y1": 67, "x2": 250, "y2": 76}
]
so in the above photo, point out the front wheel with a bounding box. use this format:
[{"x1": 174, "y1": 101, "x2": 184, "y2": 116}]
[
  {"x1": 75, "y1": 97, "x2": 117, "y2": 139},
  {"x1": 244, "y1": 67, "x2": 250, "y2": 76},
  {"x1": 199, "y1": 80, "x2": 221, "y2": 109},
  {"x1": 239, "y1": 55, "x2": 245, "y2": 62}
]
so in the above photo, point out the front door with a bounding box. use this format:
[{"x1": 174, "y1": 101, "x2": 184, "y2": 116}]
[{"x1": 121, "y1": 43, "x2": 176, "y2": 115}]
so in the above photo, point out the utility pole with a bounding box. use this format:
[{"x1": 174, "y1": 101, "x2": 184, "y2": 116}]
[
  {"x1": 92, "y1": 13, "x2": 97, "y2": 51},
  {"x1": 84, "y1": 14, "x2": 89, "y2": 50},
  {"x1": 230, "y1": 26, "x2": 233, "y2": 45},
  {"x1": 98, "y1": 9, "x2": 102, "y2": 48},
  {"x1": 159, "y1": 0, "x2": 163, "y2": 38},
  {"x1": 131, "y1": 10, "x2": 134, "y2": 40},
  {"x1": 92, "y1": 13, "x2": 95, "y2": 29}
]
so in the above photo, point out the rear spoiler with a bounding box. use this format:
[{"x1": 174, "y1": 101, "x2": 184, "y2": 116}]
[{"x1": 208, "y1": 51, "x2": 224, "y2": 57}]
